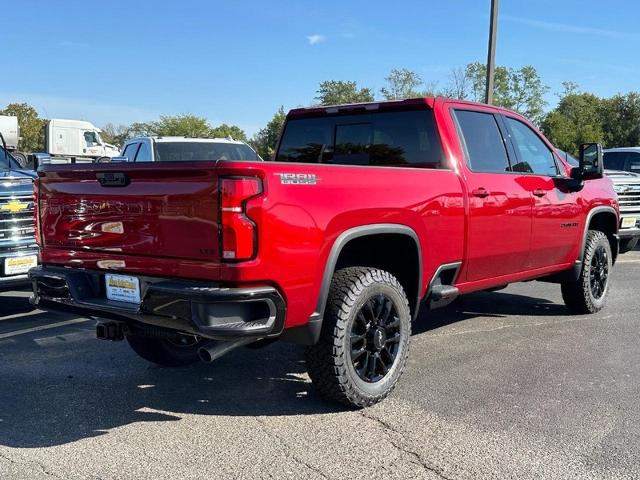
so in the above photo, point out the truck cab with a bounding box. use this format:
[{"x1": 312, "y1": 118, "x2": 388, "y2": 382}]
[
  {"x1": 0, "y1": 142, "x2": 37, "y2": 289},
  {"x1": 43, "y1": 119, "x2": 119, "y2": 163}
]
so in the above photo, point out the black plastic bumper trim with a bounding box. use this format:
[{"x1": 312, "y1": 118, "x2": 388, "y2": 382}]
[{"x1": 29, "y1": 265, "x2": 286, "y2": 340}]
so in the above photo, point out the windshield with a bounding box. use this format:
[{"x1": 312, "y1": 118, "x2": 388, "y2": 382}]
[
  {"x1": 153, "y1": 142, "x2": 259, "y2": 162},
  {"x1": 0, "y1": 147, "x2": 20, "y2": 169}
]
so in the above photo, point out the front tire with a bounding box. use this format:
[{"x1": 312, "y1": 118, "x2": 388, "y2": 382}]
[
  {"x1": 561, "y1": 230, "x2": 612, "y2": 314},
  {"x1": 126, "y1": 334, "x2": 204, "y2": 367},
  {"x1": 306, "y1": 267, "x2": 411, "y2": 408}
]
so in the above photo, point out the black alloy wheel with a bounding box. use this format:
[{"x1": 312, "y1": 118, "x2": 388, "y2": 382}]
[{"x1": 349, "y1": 294, "x2": 402, "y2": 383}]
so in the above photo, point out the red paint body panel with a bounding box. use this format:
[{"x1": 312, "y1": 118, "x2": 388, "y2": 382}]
[{"x1": 37, "y1": 98, "x2": 619, "y2": 331}]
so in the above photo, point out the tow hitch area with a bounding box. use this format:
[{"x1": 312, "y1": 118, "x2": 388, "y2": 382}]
[{"x1": 96, "y1": 321, "x2": 127, "y2": 341}]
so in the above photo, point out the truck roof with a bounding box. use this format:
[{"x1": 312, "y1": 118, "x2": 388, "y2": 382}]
[
  {"x1": 287, "y1": 97, "x2": 526, "y2": 119},
  {"x1": 128, "y1": 136, "x2": 247, "y2": 145},
  {"x1": 48, "y1": 118, "x2": 101, "y2": 131},
  {"x1": 604, "y1": 147, "x2": 640, "y2": 153}
]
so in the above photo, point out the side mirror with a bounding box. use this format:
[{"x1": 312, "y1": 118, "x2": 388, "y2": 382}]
[{"x1": 579, "y1": 143, "x2": 604, "y2": 180}]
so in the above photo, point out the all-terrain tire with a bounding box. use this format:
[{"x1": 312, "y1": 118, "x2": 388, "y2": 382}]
[
  {"x1": 126, "y1": 334, "x2": 204, "y2": 367},
  {"x1": 305, "y1": 267, "x2": 411, "y2": 408},
  {"x1": 561, "y1": 230, "x2": 612, "y2": 314}
]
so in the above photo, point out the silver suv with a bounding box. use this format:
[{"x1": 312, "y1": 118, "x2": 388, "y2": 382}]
[{"x1": 558, "y1": 149, "x2": 640, "y2": 253}]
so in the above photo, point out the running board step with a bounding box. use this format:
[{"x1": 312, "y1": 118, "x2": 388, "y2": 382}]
[{"x1": 429, "y1": 285, "x2": 460, "y2": 309}]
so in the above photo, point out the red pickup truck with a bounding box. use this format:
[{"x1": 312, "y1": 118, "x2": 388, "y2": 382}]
[{"x1": 31, "y1": 98, "x2": 618, "y2": 407}]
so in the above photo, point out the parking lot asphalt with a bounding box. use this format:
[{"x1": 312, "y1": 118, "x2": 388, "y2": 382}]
[{"x1": 1, "y1": 251, "x2": 639, "y2": 479}]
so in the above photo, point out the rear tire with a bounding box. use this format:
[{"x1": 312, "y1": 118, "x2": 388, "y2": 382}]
[
  {"x1": 561, "y1": 230, "x2": 612, "y2": 314},
  {"x1": 619, "y1": 237, "x2": 638, "y2": 254},
  {"x1": 305, "y1": 267, "x2": 411, "y2": 408},
  {"x1": 126, "y1": 334, "x2": 204, "y2": 367},
  {"x1": 11, "y1": 151, "x2": 30, "y2": 169}
]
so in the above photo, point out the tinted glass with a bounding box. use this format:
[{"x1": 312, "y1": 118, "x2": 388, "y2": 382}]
[
  {"x1": 276, "y1": 110, "x2": 444, "y2": 168},
  {"x1": 628, "y1": 153, "x2": 640, "y2": 173},
  {"x1": 154, "y1": 142, "x2": 258, "y2": 162},
  {"x1": 556, "y1": 149, "x2": 578, "y2": 167},
  {"x1": 603, "y1": 152, "x2": 627, "y2": 171},
  {"x1": 0, "y1": 147, "x2": 19, "y2": 169},
  {"x1": 122, "y1": 143, "x2": 139, "y2": 161},
  {"x1": 454, "y1": 110, "x2": 509, "y2": 173},
  {"x1": 135, "y1": 142, "x2": 152, "y2": 162},
  {"x1": 505, "y1": 117, "x2": 557, "y2": 176}
]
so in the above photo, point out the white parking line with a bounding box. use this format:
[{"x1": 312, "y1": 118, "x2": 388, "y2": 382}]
[
  {"x1": 0, "y1": 318, "x2": 91, "y2": 340},
  {"x1": 617, "y1": 259, "x2": 640, "y2": 264}
]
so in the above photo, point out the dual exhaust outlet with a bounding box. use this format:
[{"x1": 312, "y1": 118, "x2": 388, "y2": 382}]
[{"x1": 96, "y1": 320, "x2": 255, "y2": 363}]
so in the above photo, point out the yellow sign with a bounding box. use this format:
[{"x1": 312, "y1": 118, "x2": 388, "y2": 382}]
[
  {"x1": 107, "y1": 277, "x2": 136, "y2": 290},
  {"x1": 0, "y1": 201, "x2": 29, "y2": 213}
]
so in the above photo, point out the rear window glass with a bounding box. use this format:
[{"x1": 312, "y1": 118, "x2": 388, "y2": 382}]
[
  {"x1": 275, "y1": 110, "x2": 445, "y2": 168},
  {"x1": 154, "y1": 142, "x2": 258, "y2": 162}
]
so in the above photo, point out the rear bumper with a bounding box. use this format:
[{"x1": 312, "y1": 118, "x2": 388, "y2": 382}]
[{"x1": 29, "y1": 265, "x2": 286, "y2": 340}]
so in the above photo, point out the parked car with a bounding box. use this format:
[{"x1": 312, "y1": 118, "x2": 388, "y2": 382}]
[
  {"x1": 0, "y1": 133, "x2": 37, "y2": 290},
  {"x1": 39, "y1": 119, "x2": 120, "y2": 165},
  {"x1": 116, "y1": 136, "x2": 261, "y2": 162},
  {"x1": 31, "y1": 98, "x2": 618, "y2": 408},
  {"x1": 0, "y1": 115, "x2": 29, "y2": 168},
  {"x1": 558, "y1": 149, "x2": 640, "y2": 253}
]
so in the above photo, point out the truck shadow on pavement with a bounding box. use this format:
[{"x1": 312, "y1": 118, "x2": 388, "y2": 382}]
[{"x1": 0, "y1": 289, "x2": 566, "y2": 448}]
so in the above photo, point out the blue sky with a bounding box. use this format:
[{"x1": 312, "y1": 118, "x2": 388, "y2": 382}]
[{"x1": 1, "y1": 0, "x2": 638, "y2": 136}]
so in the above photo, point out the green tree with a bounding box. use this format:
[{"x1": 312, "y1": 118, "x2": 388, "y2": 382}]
[
  {"x1": 600, "y1": 92, "x2": 640, "y2": 147},
  {"x1": 315, "y1": 80, "x2": 374, "y2": 105},
  {"x1": 210, "y1": 123, "x2": 247, "y2": 141},
  {"x1": 1, "y1": 102, "x2": 45, "y2": 152},
  {"x1": 380, "y1": 68, "x2": 435, "y2": 100},
  {"x1": 251, "y1": 106, "x2": 286, "y2": 160},
  {"x1": 100, "y1": 123, "x2": 131, "y2": 147},
  {"x1": 128, "y1": 114, "x2": 246, "y2": 141},
  {"x1": 129, "y1": 114, "x2": 212, "y2": 137},
  {"x1": 460, "y1": 62, "x2": 549, "y2": 125},
  {"x1": 541, "y1": 93, "x2": 605, "y2": 155}
]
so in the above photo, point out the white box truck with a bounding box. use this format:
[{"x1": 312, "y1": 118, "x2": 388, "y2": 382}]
[
  {"x1": 42, "y1": 119, "x2": 119, "y2": 164},
  {"x1": 0, "y1": 115, "x2": 29, "y2": 168}
]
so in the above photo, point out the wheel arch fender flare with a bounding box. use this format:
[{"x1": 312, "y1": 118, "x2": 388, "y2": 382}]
[{"x1": 316, "y1": 224, "x2": 422, "y2": 317}]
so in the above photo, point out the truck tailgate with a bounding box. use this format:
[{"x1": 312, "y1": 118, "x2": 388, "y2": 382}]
[{"x1": 38, "y1": 164, "x2": 220, "y2": 262}]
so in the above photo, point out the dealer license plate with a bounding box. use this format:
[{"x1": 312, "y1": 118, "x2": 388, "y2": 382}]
[
  {"x1": 4, "y1": 255, "x2": 37, "y2": 276},
  {"x1": 105, "y1": 274, "x2": 141, "y2": 304}
]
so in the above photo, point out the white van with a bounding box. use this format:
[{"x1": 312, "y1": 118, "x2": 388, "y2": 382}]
[{"x1": 44, "y1": 119, "x2": 119, "y2": 162}]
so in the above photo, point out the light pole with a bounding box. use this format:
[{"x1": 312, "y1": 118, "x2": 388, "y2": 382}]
[{"x1": 485, "y1": 0, "x2": 499, "y2": 104}]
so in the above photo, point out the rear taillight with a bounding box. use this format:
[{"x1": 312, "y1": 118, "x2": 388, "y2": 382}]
[
  {"x1": 219, "y1": 176, "x2": 262, "y2": 261},
  {"x1": 33, "y1": 178, "x2": 41, "y2": 246}
]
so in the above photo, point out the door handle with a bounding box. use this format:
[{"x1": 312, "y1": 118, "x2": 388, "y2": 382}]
[
  {"x1": 471, "y1": 188, "x2": 490, "y2": 198},
  {"x1": 533, "y1": 188, "x2": 546, "y2": 197}
]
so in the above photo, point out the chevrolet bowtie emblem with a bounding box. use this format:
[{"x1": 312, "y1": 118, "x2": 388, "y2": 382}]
[{"x1": 0, "y1": 201, "x2": 29, "y2": 213}]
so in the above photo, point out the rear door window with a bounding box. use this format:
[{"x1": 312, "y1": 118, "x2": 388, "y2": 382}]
[
  {"x1": 453, "y1": 110, "x2": 510, "y2": 173},
  {"x1": 276, "y1": 110, "x2": 445, "y2": 168}
]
